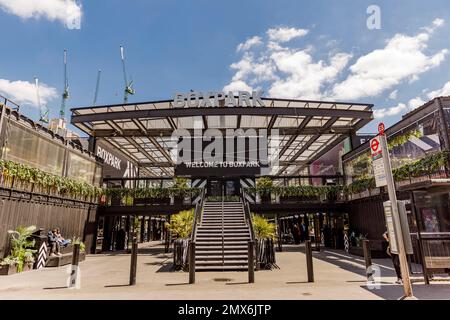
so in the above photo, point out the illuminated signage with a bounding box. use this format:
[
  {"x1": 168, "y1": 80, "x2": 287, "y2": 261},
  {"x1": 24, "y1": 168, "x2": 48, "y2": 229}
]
[{"x1": 173, "y1": 90, "x2": 265, "y2": 108}]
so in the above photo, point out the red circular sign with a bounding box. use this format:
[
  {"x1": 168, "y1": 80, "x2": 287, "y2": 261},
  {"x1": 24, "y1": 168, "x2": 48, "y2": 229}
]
[
  {"x1": 371, "y1": 138, "x2": 379, "y2": 152},
  {"x1": 378, "y1": 122, "x2": 385, "y2": 135}
]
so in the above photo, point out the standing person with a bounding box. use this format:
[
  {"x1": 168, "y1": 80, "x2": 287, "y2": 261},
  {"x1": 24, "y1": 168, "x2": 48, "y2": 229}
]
[
  {"x1": 300, "y1": 221, "x2": 307, "y2": 242},
  {"x1": 383, "y1": 230, "x2": 402, "y2": 284},
  {"x1": 293, "y1": 223, "x2": 301, "y2": 244}
]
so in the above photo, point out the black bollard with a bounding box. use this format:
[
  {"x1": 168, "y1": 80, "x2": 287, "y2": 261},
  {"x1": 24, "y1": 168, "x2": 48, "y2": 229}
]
[
  {"x1": 248, "y1": 241, "x2": 255, "y2": 283},
  {"x1": 305, "y1": 240, "x2": 314, "y2": 283},
  {"x1": 129, "y1": 236, "x2": 138, "y2": 286},
  {"x1": 189, "y1": 241, "x2": 196, "y2": 284},
  {"x1": 363, "y1": 240, "x2": 373, "y2": 281},
  {"x1": 69, "y1": 243, "x2": 80, "y2": 288}
]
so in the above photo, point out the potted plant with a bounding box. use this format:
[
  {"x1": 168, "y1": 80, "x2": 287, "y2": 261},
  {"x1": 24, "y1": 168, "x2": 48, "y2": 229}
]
[
  {"x1": 165, "y1": 209, "x2": 194, "y2": 270},
  {"x1": 252, "y1": 215, "x2": 277, "y2": 269},
  {"x1": 0, "y1": 257, "x2": 19, "y2": 275},
  {"x1": 23, "y1": 251, "x2": 35, "y2": 271},
  {"x1": 256, "y1": 177, "x2": 273, "y2": 204},
  {"x1": 172, "y1": 177, "x2": 189, "y2": 205},
  {"x1": 7, "y1": 225, "x2": 37, "y2": 273}
]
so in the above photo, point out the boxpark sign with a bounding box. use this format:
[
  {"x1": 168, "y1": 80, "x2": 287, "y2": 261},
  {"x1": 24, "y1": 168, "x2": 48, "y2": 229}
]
[{"x1": 173, "y1": 90, "x2": 266, "y2": 108}]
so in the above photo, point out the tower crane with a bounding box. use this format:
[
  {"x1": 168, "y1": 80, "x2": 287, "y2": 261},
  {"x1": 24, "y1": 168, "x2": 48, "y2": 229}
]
[
  {"x1": 92, "y1": 69, "x2": 102, "y2": 106},
  {"x1": 120, "y1": 46, "x2": 135, "y2": 103},
  {"x1": 60, "y1": 49, "x2": 69, "y2": 119},
  {"x1": 34, "y1": 77, "x2": 49, "y2": 124}
]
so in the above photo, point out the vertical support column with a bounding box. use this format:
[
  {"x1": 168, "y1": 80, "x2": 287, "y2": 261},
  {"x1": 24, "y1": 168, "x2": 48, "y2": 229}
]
[
  {"x1": 305, "y1": 240, "x2": 314, "y2": 282},
  {"x1": 276, "y1": 214, "x2": 282, "y2": 252},
  {"x1": 189, "y1": 241, "x2": 196, "y2": 284},
  {"x1": 129, "y1": 235, "x2": 138, "y2": 286},
  {"x1": 363, "y1": 240, "x2": 372, "y2": 281},
  {"x1": 147, "y1": 217, "x2": 152, "y2": 242},
  {"x1": 437, "y1": 98, "x2": 450, "y2": 151},
  {"x1": 0, "y1": 105, "x2": 6, "y2": 159},
  {"x1": 140, "y1": 216, "x2": 145, "y2": 243},
  {"x1": 248, "y1": 241, "x2": 255, "y2": 283}
]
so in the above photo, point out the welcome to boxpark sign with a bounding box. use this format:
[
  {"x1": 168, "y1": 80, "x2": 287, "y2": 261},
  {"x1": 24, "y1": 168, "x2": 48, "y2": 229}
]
[{"x1": 173, "y1": 90, "x2": 265, "y2": 108}]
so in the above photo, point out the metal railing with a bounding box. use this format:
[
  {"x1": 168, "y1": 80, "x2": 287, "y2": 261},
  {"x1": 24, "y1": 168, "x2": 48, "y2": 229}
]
[
  {"x1": 241, "y1": 188, "x2": 255, "y2": 243},
  {"x1": 190, "y1": 188, "x2": 205, "y2": 242}
]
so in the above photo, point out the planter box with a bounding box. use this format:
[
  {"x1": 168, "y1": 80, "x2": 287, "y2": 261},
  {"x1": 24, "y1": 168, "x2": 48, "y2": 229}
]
[
  {"x1": 23, "y1": 263, "x2": 34, "y2": 272},
  {"x1": 0, "y1": 265, "x2": 18, "y2": 276}
]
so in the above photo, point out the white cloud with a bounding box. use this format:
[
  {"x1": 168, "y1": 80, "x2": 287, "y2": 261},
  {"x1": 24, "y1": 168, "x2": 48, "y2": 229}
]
[
  {"x1": 388, "y1": 90, "x2": 398, "y2": 100},
  {"x1": 237, "y1": 36, "x2": 262, "y2": 52},
  {"x1": 373, "y1": 103, "x2": 407, "y2": 118},
  {"x1": 0, "y1": 78, "x2": 58, "y2": 107},
  {"x1": 267, "y1": 27, "x2": 309, "y2": 43},
  {"x1": 427, "y1": 81, "x2": 450, "y2": 99},
  {"x1": 0, "y1": 0, "x2": 82, "y2": 29},
  {"x1": 223, "y1": 80, "x2": 253, "y2": 93},
  {"x1": 268, "y1": 51, "x2": 352, "y2": 99},
  {"x1": 408, "y1": 97, "x2": 426, "y2": 110},
  {"x1": 331, "y1": 19, "x2": 447, "y2": 100}
]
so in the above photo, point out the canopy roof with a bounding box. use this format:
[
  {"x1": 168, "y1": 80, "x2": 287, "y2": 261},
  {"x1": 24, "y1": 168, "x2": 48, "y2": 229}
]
[{"x1": 71, "y1": 97, "x2": 373, "y2": 177}]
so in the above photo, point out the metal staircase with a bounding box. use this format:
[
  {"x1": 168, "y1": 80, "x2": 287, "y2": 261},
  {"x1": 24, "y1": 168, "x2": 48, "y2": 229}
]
[{"x1": 193, "y1": 199, "x2": 252, "y2": 271}]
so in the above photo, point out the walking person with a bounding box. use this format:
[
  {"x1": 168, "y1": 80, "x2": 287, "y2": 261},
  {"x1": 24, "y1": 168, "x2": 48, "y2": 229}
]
[
  {"x1": 293, "y1": 223, "x2": 301, "y2": 244},
  {"x1": 383, "y1": 230, "x2": 402, "y2": 284}
]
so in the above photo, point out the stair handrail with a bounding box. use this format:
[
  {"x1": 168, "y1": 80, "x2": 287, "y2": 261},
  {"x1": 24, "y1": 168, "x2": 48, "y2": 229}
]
[
  {"x1": 241, "y1": 188, "x2": 255, "y2": 242},
  {"x1": 191, "y1": 188, "x2": 206, "y2": 242}
]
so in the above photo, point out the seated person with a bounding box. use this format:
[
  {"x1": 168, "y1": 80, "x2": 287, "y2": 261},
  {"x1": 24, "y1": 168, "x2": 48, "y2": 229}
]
[
  {"x1": 47, "y1": 229, "x2": 62, "y2": 256},
  {"x1": 55, "y1": 228, "x2": 71, "y2": 247}
]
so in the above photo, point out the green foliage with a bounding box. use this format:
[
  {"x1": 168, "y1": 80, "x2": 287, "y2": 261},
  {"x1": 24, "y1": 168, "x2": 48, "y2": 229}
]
[
  {"x1": 104, "y1": 187, "x2": 201, "y2": 200},
  {"x1": 256, "y1": 177, "x2": 273, "y2": 196},
  {"x1": 252, "y1": 215, "x2": 276, "y2": 240},
  {"x1": 5, "y1": 225, "x2": 37, "y2": 272},
  {"x1": 388, "y1": 129, "x2": 422, "y2": 150},
  {"x1": 165, "y1": 209, "x2": 195, "y2": 239},
  {"x1": 0, "y1": 256, "x2": 19, "y2": 266},
  {"x1": 246, "y1": 184, "x2": 342, "y2": 198},
  {"x1": 71, "y1": 237, "x2": 86, "y2": 252},
  {"x1": 0, "y1": 159, "x2": 103, "y2": 201}
]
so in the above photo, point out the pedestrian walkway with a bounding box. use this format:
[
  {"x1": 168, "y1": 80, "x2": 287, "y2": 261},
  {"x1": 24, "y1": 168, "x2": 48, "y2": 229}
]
[{"x1": 0, "y1": 243, "x2": 449, "y2": 300}]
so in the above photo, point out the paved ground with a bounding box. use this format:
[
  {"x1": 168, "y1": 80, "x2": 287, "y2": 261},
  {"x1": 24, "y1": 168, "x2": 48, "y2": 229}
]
[{"x1": 1, "y1": 242, "x2": 449, "y2": 300}]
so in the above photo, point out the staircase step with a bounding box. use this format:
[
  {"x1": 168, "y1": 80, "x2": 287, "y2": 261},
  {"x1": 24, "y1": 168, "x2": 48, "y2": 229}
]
[
  {"x1": 197, "y1": 245, "x2": 248, "y2": 250},
  {"x1": 195, "y1": 265, "x2": 248, "y2": 271},
  {"x1": 195, "y1": 255, "x2": 248, "y2": 261},
  {"x1": 196, "y1": 250, "x2": 248, "y2": 256},
  {"x1": 196, "y1": 260, "x2": 248, "y2": 266}
]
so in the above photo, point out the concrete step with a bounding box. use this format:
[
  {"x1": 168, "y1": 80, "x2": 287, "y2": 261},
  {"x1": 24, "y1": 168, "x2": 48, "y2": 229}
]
[
  {"x1": 196, "y1": 245, "x2": 248, "y2": 250},
  {"x1": 196, "y1": 260, "x2": 248, "y2": 267},
  {"x1": 195, "y1": 255, "x2": 248, "y2": 261},
  {"x1": 195, "y1": 250, "x2": 248, "y2": 256},
  {"x1": 195, "y1": 265, "x2": 248, "y2": 271}
]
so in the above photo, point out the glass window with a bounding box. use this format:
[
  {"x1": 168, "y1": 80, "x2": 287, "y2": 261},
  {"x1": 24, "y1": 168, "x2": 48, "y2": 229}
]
[
  {"x1": 67, "y1": 152, "x2": 96, "y2": 184},
  {"x1": 3, "y1": 122, "x2": 65, "y2": 175}
]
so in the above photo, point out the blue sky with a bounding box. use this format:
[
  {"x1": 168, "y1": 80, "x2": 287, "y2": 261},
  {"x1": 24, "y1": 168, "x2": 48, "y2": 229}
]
[{"x1": 1, "y1": 0, "x2": 450, "y2": 135}]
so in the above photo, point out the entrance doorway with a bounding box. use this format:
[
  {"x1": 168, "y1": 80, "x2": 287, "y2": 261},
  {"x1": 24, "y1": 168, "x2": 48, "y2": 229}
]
[{"x1": 207, "y1": 178, "x2": 240, "y2": 197}]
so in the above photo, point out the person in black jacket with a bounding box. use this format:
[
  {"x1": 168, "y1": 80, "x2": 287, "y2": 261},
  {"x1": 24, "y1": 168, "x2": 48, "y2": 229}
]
[{"x1": 48, "y1": 229, "x2": 62, "y2": 256}]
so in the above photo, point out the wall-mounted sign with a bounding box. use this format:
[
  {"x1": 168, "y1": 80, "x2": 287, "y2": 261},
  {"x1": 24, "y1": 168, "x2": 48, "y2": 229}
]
[
  {"x1": 96, "y1": 140, "x2": 137, "y2": 180},
  {"x1": 174, "y1": 90, "x2": 265, "y2": 108}
]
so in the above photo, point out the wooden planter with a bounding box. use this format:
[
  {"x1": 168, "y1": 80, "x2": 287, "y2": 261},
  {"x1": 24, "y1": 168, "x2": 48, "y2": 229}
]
[
  {"x1": 0, "y1": 264, "x2": 18, "y2": 276},
  {"x1": 23, "y1": 263, "x2": 34, "y2": 272}
]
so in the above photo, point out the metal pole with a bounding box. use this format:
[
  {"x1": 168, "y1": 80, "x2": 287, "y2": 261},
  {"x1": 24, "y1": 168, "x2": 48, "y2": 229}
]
[
  {"x1": 305, "y1": 240, "x2": 314, "y2": 282},
  {"x1": 248, "y1": 241, "x2": 255, "y2": 283},
  {"x1": 362, "y1": 240, "x2": 372, "y2": 280},
  {"x1": 379, "y1": 135, "x2": 413, "y2": 297},
  {"x1": 129, "y1": 234, "x2": 137, "y2": 285},
  {"x1": 189, "y1": 241, "x2": 196, "y2": 284},
  {"x1": 69, "y1": 243, "x2": 80, "y2": 288}
]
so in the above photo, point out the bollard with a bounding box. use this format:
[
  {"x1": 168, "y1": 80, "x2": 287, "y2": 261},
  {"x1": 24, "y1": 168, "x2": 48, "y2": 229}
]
[
  {"x1": 305, "y1": 240, "x2": 314, "y2": 282},
  {"x1": 129, "y1": 236, "x2": 138, "y2": 286},
  {"x1": 363, "y1": 240, "x2": 373, "y2": 280},
  {"x1": 69, "y1": 243, "x2": 80, "y2": 288},
  {"x1": 189, "y1": 241, "x2": 196, "y2": 284},
  {"x1": 248, "y1": 241, "x2": 255, "y2": 283}
]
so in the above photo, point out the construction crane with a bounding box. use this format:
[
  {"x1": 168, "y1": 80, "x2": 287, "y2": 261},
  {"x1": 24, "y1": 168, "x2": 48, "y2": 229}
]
[
  {"x1": 120, "y1": 45, "x2": 135, "y2": 103},
  {"x1": 34, "y1": 77, "x2": 49, "y2": 124},
  {"x1": 60, "y1": 49, "x2": 69, "y2": 119},
  {"x1": 92, "y1": 69, "x2": 102, "y2": 106}
]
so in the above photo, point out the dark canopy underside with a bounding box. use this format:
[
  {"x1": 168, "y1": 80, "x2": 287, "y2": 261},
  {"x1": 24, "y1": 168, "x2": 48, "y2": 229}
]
[{"x1": 71, "y1": 97, "x2": 373, "y2": 177}]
